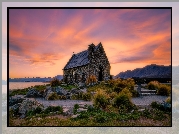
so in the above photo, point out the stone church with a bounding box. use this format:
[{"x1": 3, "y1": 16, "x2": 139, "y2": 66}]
[{"x1": 63, "y1": 42, "x2": 110, "y2": 84}]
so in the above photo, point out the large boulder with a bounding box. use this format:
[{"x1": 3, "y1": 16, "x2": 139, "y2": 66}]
[
  {"x1": 9, "y1": 103, "x2": 21, "y2": 116},
  {"x1": 44, "y1": 90, "x2": 55, "y2": 100},
  {"x1": 18, "y1": 99, "x2": 44, "y2": 118},
  {"x1": 25, "y1": 88, "x2": 42, "y2": 98},
  {"x1": 70, "y1": 88, "x2": 82, "y2": 94},
  {"x1": 78, "y1": 82, "x2": 85, "y2": 88},
  {"x1": 80, "y1": 88, "x2": 87, "y2": 94},
  {"x1": 55, "y1": 86, "x2": 67, "y2": 96},
  {"x1": 9, "y1": 95, "x2": 25, "y2": 106}
]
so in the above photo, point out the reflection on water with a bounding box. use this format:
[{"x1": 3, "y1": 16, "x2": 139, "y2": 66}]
[{"x1": 9, "y1": 82, "x2": 49, "y2": 90}]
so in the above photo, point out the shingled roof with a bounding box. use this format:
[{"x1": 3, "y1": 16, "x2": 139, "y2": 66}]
[{"x1": 63, "y1": 44, "x2": 100, "y2": 70}]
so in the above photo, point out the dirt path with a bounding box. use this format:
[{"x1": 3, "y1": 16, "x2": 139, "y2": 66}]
[
  {"x1": 32, "y1": 95, "x2": 168, "y2": 109},
  {"x1": 34, "y1": 98, "x2": 93, "y2": 108}
]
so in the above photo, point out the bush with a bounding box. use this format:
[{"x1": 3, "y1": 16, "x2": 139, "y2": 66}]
[
  {"x1": 86, "y1": 75, "x2": 97, "y2": 85},
  {"x1": 120, "y1": 88, "x2": 132, "y2": 99},
  {"x1": 59, "y1": 95, "x2": 67, "y2": 100},
  {"x1": 93, "y1": 89, "x2": 110, "y2": 109},
  {"x1": 43, "y1": 106, "x2": 63, "y2": 114},
  {"x1": 166, "y1": 96, "x2": 171, "y2": 104},
  {"x1": 73, "y1": 104, "x2": 79, "y2": 114},
  {"x1": 157, "y1": 84, "x2": 171, "y2": 96},
  {"x1": 27, "y1": 106, "x2": 43, "y2": 116},
  {"x1": 130, "y1": 90, "x2": 139, "y2": 97},
  {"x1": 95, "y1": 113, "x2": 108, "y2": 123},
  {"x1": 150, "y1": 101, "x2": 171, "y2": 112},
  {"x1": 111, "y1": 79, "x2": 135, "y2": 93},
  {"x1": 147, "y1": 81, "x2": 160, "y2": 90},
  {"x1": 82, "y1": 92, "x2": 92, "y2": 101},
  {"x1": 48, "y1": 92, "x2": 59, "y2": 100},
  {"x1": 113, "y1": 93, "x2": 134, "y2": 112},
  {"x1": 109, "y1": 92, "x2": 118, "y2": 99},
  {"x1": 50, "y1": 78, "x2": 61, "y2": 87}
]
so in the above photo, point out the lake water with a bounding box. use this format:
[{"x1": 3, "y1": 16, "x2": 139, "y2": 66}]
[{"x1": 9, "y1": 82, "x2": 50, "y2": 90}]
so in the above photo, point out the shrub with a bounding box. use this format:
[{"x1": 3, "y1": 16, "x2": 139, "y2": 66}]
[
  {"x1": 157, "y1": 84, "x2": 171, "y2": 96},
  {"x1": 59, "y1": 95, "x2": 67, "y2": 100},
  {"x1": 73, "y1": 104, "x2": 79, "y2": 114},
  {"x1": 150, "y1": 101, "x2": 171, "y2": 112},
  {"x1": 48, "y1": 92, "x2": 59, "y2": 100},
  {"x1": 86, "y1": 75, "x2": 97, "y2": 85},
  {"x1": 43, "y1": 106, "x2": 63, "y2": 114},
  {"x1": 109, "y1": 92, "x2": 118, "y2": 99},
  {"x1": 82, "y1": 92, "x2": 92, "y2": 101},
  {"x1": 95, "y1": 113, "x2": 108, "y2": 123},
  {"x1": 93, "y1": 89, "x2": 110, "y2": 109},
  {"x1": 130, "y1": 90, "x2": 139, "y2": 97},
  {"x1": 27, "y1": 106, "x2": 43, "y2": 116},
  {"x1": 166, "y1": 96, "x2": 171, "y2": 104},
  {"x1": 112, "y1": 78, "x2": 135, "y2": 93},
  {"x1": 147, "y1": 81, "x2": 160, "y2": 90},
  {"x1": 71, "y1": 92, "x2": 83, "y2": 100},
  {"x1": 120, "y1": 88, "x2": 132, "y2": 99},
  {"x1": 50, "y1": 78, "x2": 61, "y2": 87},
  {"x1": 113, "y1": 93, "x2": 134, "y2": 112},
  {"x1": 141, "y1": 108, "x2": 152, "y2": 118}
]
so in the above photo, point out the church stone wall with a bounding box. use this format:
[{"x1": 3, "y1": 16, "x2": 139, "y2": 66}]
[{"x1": 63, "y1": 43, "x2": 110, "y2": 84}]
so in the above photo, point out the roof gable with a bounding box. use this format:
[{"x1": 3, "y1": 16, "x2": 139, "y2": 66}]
[
  {"x1": 64, "y1": 50, "x2": 89, "y2": 69},
  {"x1": 63, "y1": 43, "x2": 103, "y2": 70}
]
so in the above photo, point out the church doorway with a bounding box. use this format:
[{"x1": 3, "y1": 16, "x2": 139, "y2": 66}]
[{"x1": 98, "y1": 66, "x2": 103, "y2": 81}]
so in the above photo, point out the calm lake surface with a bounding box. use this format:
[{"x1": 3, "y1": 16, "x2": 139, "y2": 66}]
[{"x1": 9, "y1": 82, "x2": 49, "y2": 90}]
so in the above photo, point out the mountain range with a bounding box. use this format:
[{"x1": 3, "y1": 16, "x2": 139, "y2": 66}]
[{"x1": 115, "y1": 64, "x2": 171, "y2": 79}]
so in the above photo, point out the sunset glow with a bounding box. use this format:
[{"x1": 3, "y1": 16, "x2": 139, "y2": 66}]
[{"x1": 9, "y1": 8, "x2": 171, "y2": 78}]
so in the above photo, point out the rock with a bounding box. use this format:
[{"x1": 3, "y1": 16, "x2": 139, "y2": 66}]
[
  {"x1": 9, "y1": 103, "x2": 21, "y2": 115},
  {"x1": 56, "y1": 87, "x2": 67, "y2": 96},
  {"x1": 25, "y1": 88, "x2": 42, "y2": 98},
  {"x1": 71, "y1": 114, "x2": 80, "y2": 118},
  {"x1": 78, "y1": 82, "x2": 85, "y2": 88},
  {"x1": 77, "y1": 108, "x2": 87, "y2": 113},
  {"x1": 45, "y1": 90, "x2": 55, "y2": 100},
  {"x1": 138, "y1": 109, "x2": 145, "y2": 112},
  {"x1": 18, "y1": 99, "x2": 44, "y2": 118},
  {"x1": 63, "y1": 107, "x2": 73, "y2": 116},
  {"x1": 9, "y1": 95, "x2": 25, "y2": 106},
  {"x1": 80, "y1": 88, "x2": 87, "y2": 94},
  {"x1": 71, "y1": 88, "x2": 82, "y2": 94}
]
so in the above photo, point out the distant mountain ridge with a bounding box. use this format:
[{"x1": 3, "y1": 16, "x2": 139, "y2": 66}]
[{"x1": 115, "y1": 64, "x2": 171, "y2": 79}]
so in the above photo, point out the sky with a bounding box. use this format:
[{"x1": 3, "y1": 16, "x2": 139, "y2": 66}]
[{"x1": 8, "y1": 8, "x2": 171, "y2": 78}]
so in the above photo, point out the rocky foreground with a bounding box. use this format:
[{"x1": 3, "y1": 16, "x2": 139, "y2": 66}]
[{"x1": 9, "y1": 85, "x2": 168, "y2": 119}]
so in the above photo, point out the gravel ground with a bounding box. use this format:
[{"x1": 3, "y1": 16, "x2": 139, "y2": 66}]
[
  {"x1": 34, "y1": 98, "x2": 93, "y2": 108},
  {"x1": 32, "y1": 95, "x2": 168, "y2": 109},
  {"x1": 131, "y1": 95, "x2": 168, "y2": 106}
]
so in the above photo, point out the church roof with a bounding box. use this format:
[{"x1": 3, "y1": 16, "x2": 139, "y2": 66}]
[{"x1": 63, "y1": 44, "x2": 100, "y2": 70}]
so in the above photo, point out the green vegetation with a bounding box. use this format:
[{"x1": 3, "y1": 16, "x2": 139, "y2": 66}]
[
  {"x1": 93, "y1": 89, "x2": 110, "y2": 109},
  {"x1": 166, "y1": 96, "x2": 171, "y2": 104},
  {"x1": 60, "y1": 84, "x2": 77, "y2": 90},
  {"x1": 147, "y1": 81, "x2": 160, "y2": 90},
  {"x1": 47, "y1": 92, "x2": 59, "y2": 100},
  {"x1": 73, "y1": 104, "x2": 80, "y2": 114},
  {"x1": 9, "y1": 104, "x2": 171, "y2": 126},
  {"x1": 9, "y1": 78, "x2": 171, "y2": 126},
  {"x1": 9, "y1": 88, "x2": 29, "y2": 96},
  {"x1": 157, "y1": 84, "x2": 171, "y2": 96},
  {"x1": 86, "y1": 75, "x2": 97, "y2": 85},
  {"x1": 147, "y1": 81, "x2": 171, "y2": 96}
]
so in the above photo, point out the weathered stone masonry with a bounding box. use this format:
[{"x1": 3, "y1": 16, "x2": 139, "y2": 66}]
[{"x1": 63, "y1": 42, "x2": 110, "y2": 84}]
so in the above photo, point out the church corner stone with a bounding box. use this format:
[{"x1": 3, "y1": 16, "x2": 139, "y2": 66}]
[{"x1": 63, "y1": 42, "x2": 111, "y2": 85}]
